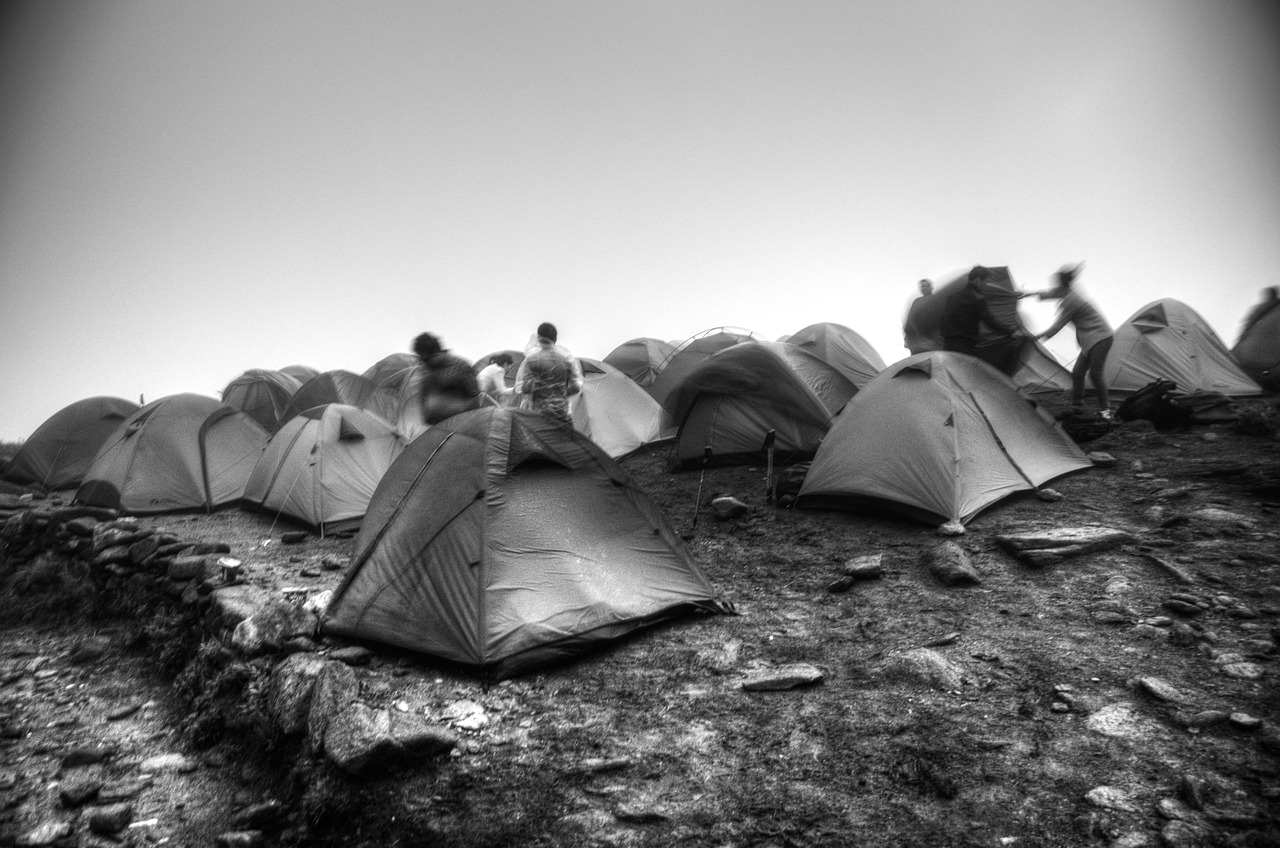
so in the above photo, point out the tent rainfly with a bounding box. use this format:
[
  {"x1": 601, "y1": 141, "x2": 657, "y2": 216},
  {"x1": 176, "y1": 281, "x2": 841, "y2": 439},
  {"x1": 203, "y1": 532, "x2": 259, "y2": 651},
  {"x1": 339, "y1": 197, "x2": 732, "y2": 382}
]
[
  {"x1": 603, "y1": 337, "x2": 677, "y2": 389},
  {"x1": 322, "y1": 407, "x2": 731, "y2": 678},
  {"x1": 570, "y1": 358, "x2": 675, "y2": 459},
  {"x1": 75, "y1": 393, "x2": 269, "y2": 514},
  {"x1": 796, "y1": 352, "x2": 1092, "y2": 527},
  {"x1": 782, "y1": 322, "x2": 886, "y2": 389},
  {"x1": 220, "y1": 369, "x2": 303, "y2": 432}
]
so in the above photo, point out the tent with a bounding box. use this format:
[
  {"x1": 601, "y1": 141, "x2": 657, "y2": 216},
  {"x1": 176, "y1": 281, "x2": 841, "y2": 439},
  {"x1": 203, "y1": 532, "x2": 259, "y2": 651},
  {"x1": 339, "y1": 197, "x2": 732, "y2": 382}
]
[
  {"x1": 899, "y1": 266, "x2": 1071, "y2": 394},
  {"x1": 3, "y1": 397, "x2": 140, "y2": 490},
  {"x1": 1105, "y1": 299, "x2": 1261, "y2": 397},
  {"x1": 782, "y1": 322, "x2": 885, "y2": 389},
  {"x1": 242, "y1": 404, "x2": 408, "y2": 535},
  {"x1": 1232, "y1": 297, "x2": 1280, "y2": 391},
  {"x1": 570, "y1": 358, "x2": 675, "y2": 459},
  {"x1": 603, "y1": 338, "x2": 677, "y2": 389},
  {"x1": 646, "y1": 328, "x2": 760, "y2": 408},
  {"x1": 321, "y1": 407, "x2": 730, "y2": 678},
  {"x1": 361, "y1": 353, "x2": 419, "y2": 387},
  {"x1": 75, "y1": 393, "x2": 269, "y2": 514},
  {"x1": 220, "y1": 369, "x2": 302, "y2": 432},
  {"x1": 796, "y1": 352, "x2": 1092, "y2": 526},
  {"x1": 279, "y1": 370, "x2": 392, "y2": 426},
  {"x1": 665, "y1": 341, "x2": 858, "y2": 469},
  {"x1": 280, "y1": 364, "x2": 320, "y2": 383}
]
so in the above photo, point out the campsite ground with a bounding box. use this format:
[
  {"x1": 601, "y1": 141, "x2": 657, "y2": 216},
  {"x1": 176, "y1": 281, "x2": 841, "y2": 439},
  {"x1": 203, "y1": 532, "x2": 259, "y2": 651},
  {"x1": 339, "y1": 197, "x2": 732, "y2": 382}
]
[{"x1": 2, "y1": 396, "x2": 1280, "y2": 847}]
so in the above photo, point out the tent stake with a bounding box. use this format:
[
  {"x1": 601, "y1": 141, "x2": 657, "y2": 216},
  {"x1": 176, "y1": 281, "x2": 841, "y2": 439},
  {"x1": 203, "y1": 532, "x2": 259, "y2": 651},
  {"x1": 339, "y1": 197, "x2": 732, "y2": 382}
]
[
  {"x1": 690, "y1": 445, "x2": 712, "y2": 534},
  {"x1": 763, "y1": 429, "x2": 776, "y2": 503}
]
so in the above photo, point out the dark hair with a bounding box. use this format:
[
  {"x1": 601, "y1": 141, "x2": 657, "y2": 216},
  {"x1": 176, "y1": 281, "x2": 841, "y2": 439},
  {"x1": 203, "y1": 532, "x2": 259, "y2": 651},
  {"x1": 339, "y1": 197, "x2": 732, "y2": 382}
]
[
  {"x1": 493, "y1": 353, "x2": 514, "y2": 367},
  {"x1": 968, "y1": 266, "x2": 991, "y2": 283},
  {"x1": 412, "y1": 332, "x2": 442, "y2": 361},
  {"x1": 537, "y1": 322, "x2": 557, "y2": 343}
]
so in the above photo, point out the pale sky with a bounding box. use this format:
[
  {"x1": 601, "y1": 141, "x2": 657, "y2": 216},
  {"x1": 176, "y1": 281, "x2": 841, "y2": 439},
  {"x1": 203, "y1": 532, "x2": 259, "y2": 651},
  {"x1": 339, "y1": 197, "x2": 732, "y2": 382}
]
[{"x1": 3, "y1": 1, "x2": 1278, "y2": 441}]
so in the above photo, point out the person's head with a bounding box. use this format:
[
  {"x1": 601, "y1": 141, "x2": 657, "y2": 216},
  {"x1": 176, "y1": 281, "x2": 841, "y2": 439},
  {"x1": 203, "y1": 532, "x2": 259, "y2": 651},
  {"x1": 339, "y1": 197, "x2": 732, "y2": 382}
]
[
  {"x1": 412, "y1": 332, "x2": 443, "y2": 362},
  {"x1": 1265, "y1": 286, "x2": 1279, "y2": 302},
  {"x1": 1054, "y1": 264, "x2": 1080, "y2": 290},
  {"x1": 968, "y1": 266, "x2": 991, "y2": 287},
  {"x1": 493, "y1": 353, "x2": 514, "y2": 367},
  {"x1": 536, "y1": 322, "x2": 558, "y2": 343},
  {"x1": 918, "y1": 279, "x2": 933, "y2": 296}
]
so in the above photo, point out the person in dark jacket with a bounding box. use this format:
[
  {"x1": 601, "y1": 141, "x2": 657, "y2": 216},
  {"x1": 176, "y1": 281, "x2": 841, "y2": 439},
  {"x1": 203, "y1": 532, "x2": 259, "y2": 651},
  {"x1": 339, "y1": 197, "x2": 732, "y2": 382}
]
[
  {"x1": 413, "y1": 332, "x2": 480, "y2": 425},
  {"x1": 941, "y1": 266, "x2": 1026, "y2": 375}
]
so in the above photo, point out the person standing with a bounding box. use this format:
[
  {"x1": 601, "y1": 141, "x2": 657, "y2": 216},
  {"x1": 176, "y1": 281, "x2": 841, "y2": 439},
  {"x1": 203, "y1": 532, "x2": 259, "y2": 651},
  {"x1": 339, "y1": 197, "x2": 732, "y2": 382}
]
[
  {"x1": 412, "y1": 332, "x2": 481, "y2": 425},
  {"x1": 903, "y1": 278, "x2": 942, "y2": 355},
  {"x1": 514, "y1": 322, "x2": 583, "y2": 425},
  {"x1": 1035, "y1": 264, "x2": 1114, "y2": 416},
  {"x1": 941, "y1": 266, "x2": 1025, "y2": 375}
]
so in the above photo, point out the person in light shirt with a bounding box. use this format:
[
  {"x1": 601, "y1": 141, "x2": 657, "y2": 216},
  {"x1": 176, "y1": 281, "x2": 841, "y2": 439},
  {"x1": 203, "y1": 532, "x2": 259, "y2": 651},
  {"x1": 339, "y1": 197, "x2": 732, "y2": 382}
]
[{"x1": 1035, "y1": 263, "x2": 1115, "y2": 417}]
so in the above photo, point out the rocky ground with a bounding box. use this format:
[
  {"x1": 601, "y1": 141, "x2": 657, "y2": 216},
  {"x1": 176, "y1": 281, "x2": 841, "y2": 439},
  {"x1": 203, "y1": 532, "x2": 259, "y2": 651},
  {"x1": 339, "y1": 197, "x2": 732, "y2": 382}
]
[{"x1": 1, "y1": 395, "x2": 1279, "y2": 848}]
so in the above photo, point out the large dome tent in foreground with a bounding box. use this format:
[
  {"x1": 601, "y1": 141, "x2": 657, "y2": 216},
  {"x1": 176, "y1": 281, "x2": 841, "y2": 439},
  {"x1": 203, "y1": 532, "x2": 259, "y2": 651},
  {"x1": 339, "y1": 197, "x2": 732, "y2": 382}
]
[{"x1": 322, "y1": 407, "x2": 731, "y2": 679}]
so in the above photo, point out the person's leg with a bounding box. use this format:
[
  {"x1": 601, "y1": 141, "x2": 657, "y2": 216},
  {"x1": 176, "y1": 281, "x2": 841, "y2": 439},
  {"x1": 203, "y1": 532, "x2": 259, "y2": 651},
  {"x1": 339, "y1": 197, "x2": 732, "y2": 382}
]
[
  {"x1": 1070, "y1": 350, "x2": 1089, "y2": 406},
  {"x1": 1087, "y1": 336, "x2": 1113, "y2": 409}
]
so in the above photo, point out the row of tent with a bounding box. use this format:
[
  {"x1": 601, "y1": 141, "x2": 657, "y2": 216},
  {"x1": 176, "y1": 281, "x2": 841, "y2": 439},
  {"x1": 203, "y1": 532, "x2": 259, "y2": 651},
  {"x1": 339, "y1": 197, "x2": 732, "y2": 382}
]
[
  {"x1": 5, "y1": 294, "x2": 1269, "y2": 531},
  {"x1": 2, "y1": 288, "x2": 1272, "y2": 678}
]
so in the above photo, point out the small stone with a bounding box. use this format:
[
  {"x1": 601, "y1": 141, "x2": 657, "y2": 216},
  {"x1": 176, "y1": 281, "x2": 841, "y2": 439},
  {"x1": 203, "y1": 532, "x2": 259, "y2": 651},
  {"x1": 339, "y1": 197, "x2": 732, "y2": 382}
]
[
  {"x1": 1163, "y1": 600, "x2": 1203, "y2": 617},
  {"x1": 710, "y1": 496, "x2": 749, "y2": 520},
  {"x1": 61, "y1": 744, "x2": 114, "y2": 768},
  {"x1": 1132, "y1": 676, "x2": 1187, "y2": 703},
  {"x1": 1187, "y1": 710, "x2": 1229, "y2": 728},
  {"x1": 229, "y1": 800, "x2": 286, "y2": 830},
  {"x1": 1085, "y1": 785, "x2": 1138, "y2": 812},
  {"x1": 87, "y1": 802, "x2": 133, "y2": 834},
  {"x1": 329, "y1": 646, "x2": 373, "y2": 666},
  {"x1": 139, "y1": 753, "x2": 198, "y2": 773},
  {"x1": 1228, "y1": 712, "x2": 1262, "y2": 730},
  {"x1": 299, "y1": 568, "x2": 321, "y2": 578},
  {"x1": 15, "y1": 821, "x2": 73, "y2": 847},
  {"x1": 58, "y1": 777, "x2": 101, "y2": 807},
  {"x1": 1036, "y1": 488, "x2": 1063, "y2": 502},
  {"x1": 281, "y1": 531, "x2": 308, "y2": 544},
  {"x1": 107, "y1": 701, "x2": 143, "y2": 721},
  {"x1": 936, "y1": 519, "x2": 966, "y2": 536},
  {"x1": 842, "y1": 554, "x2": 884, "y2": 580},
  {"x1": 320, "y1": 555, "x2": 345, "y2": 571},
  {"x1": 1220, "y1": 662, "x2": 1264, "y2": 680},
  {"x1": 215, "y1": 832, "x2": 264, "y2": 848},
  {"x1": 827, "y1": 576, "x2": 856, "y2": 593},
  {"x1": 741, "y1": 663, "x2": 824, "y2": 691}
]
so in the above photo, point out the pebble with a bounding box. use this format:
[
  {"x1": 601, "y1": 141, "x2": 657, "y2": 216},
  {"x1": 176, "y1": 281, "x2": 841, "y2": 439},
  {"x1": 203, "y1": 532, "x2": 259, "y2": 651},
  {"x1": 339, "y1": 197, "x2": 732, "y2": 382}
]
[
  {"x1": 1132, "y1": 676, "x2": 1187, "y2": 703},
  {"x1": 1228, "y1": 712, "x2": 1262, "y2": 731},
  {"x1": 88, "y1": 802, "x2": 133, "y2": 834},
  {"x1": 329, "y1": 646, "x2": 373, "y2": 666},
  {"x1": 15, "y1": 821, "x2": 72, "y2": 846},
  {"x1": 58, "y1": 777, "x2": 102, "y2": 807},
  {"x1": 139, "y1": 752, "x2": 198, "y2": 773},
  {"x1": 107, "y1": 701, "x2": 143, "y2": 721}
]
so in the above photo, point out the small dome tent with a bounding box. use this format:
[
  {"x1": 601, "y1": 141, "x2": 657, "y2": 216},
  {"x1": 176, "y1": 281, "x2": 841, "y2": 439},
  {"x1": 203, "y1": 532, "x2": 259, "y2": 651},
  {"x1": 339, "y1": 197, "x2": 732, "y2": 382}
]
[
  {"x1": 1105, "y1": 299, "x2": 1261, "y2": 397},
  {"x1": 220, "y1": 369, "x2": 302, "y2": 432},
  {"x1": 75, "y1": 394, "x2": 269, "y2": 514},
  {"x1": 782, "y1": 323, "x2": 885, "y2": 389},
  {"x1": 603, "y1": 338, "x2": 677, "y2": 389},
  {"x1": 279, "y1": 370, "x2": 391, "y2": 426},
  {"x1": 666, "y1": 341, "x2": 858, "y2": 469},
  {"x1": 796, "y1": 352, "x2": 1092, "y2": 527},
  {"x1": 242, "y1": 404, "x2": 408, "y2": 535},
  {"x1": 646, "y1": 328, "x2": 759, "y2": 408},
  {"x1": 322, "y1": 407, "x2": 730, "y2": 678},
  {"x1": 279, "y1": 364, "x2": 320, "y2": 383},
  {"x1": 361, "y1": 352, "x2": 419, "y2": 387},
  {"x1": 570, "y1": 358, "x2": 675, "y2": 459},
  {"x1": 3, "y1": 397, "x2": 140, "y2": 490}
]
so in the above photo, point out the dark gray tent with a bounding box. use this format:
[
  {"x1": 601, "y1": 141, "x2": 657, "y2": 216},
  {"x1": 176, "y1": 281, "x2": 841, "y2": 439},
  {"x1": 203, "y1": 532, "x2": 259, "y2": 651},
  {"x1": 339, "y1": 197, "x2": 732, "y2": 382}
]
[
  {"x1": 3, "y1": 397, "x2": 140, "y2": 490},
  {"x1": 322, "y1": 407, "x2": 730, "y2": 678}
]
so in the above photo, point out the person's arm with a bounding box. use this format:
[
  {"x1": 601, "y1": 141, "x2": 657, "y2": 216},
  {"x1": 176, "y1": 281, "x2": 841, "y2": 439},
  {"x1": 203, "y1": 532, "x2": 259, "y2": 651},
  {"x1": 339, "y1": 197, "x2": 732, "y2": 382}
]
[
  {"x1": 1037, "y1": 304, "x2": 1073, "y2": 341},
  {"x1": 567, "y1": 357, "x2": 584, "y2": 396}
]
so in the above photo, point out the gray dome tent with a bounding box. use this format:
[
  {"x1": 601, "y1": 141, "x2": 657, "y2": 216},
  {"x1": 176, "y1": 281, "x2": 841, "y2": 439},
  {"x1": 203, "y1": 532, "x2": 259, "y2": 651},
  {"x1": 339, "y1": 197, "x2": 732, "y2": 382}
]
[
  {"x1": 3, "y1": 396, "x2": 140, "y2": 490},
  {"x1": 322, "y1": 407, "x2": 730, "y2": 678}
]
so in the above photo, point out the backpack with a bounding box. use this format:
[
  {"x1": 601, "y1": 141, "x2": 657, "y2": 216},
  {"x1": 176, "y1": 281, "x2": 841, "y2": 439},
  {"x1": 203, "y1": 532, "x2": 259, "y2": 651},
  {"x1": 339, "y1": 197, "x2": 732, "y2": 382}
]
[
  {"x1": 1058, "y1": 409, "x2": 1112, "y2": 443},
  {"x1": 771, "y1": 462, "x2": 811, "y2": 508},
  {"x1": 1117, "y1": 379, "x2": 1194, "y2": 431}
]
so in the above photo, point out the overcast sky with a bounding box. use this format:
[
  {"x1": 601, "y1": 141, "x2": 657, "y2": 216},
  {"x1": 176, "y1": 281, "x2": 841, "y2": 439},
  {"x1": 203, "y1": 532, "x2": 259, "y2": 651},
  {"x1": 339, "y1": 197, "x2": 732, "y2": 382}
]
[{"x1": 2, "y1": 1, "x2": 1278, "y2": 441}]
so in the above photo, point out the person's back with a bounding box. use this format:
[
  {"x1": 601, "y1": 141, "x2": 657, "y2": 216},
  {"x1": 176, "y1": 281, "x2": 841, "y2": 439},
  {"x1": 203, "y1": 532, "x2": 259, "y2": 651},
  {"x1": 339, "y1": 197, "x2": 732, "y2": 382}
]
[
  {"x1": 414, "y1": 333, "x2": 480, "y2": 425},
  {"x1": 516, "y1": 322, "x2": 581, "y2": 424}
]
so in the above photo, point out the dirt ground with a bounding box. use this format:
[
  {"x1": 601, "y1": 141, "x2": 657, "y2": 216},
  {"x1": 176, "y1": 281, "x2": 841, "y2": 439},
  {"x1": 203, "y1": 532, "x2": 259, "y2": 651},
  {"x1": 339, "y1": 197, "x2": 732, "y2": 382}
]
[{"x1": 2, "y1": 394, "x2": 1280, "y2": 848}]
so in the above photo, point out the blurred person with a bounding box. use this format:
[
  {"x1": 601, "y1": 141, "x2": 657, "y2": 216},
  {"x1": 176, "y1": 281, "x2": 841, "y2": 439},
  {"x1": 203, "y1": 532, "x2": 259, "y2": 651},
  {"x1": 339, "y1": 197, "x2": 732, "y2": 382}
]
[
  {"x1": 941, "y1": 266, "x2": 1026, "y2": 375},
  {"x1": 903, "y1": 278, "x2": 942, "y2": 354},
  {"x1": 1035, "y1": 264, "x2": 1114, "y2": 416},
  {"x1": 514, "y1": 322, "x2": 583, "y2": 425},
  {"x1": 413, "y1": 332, "x2": 481, "y2": 425}
]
